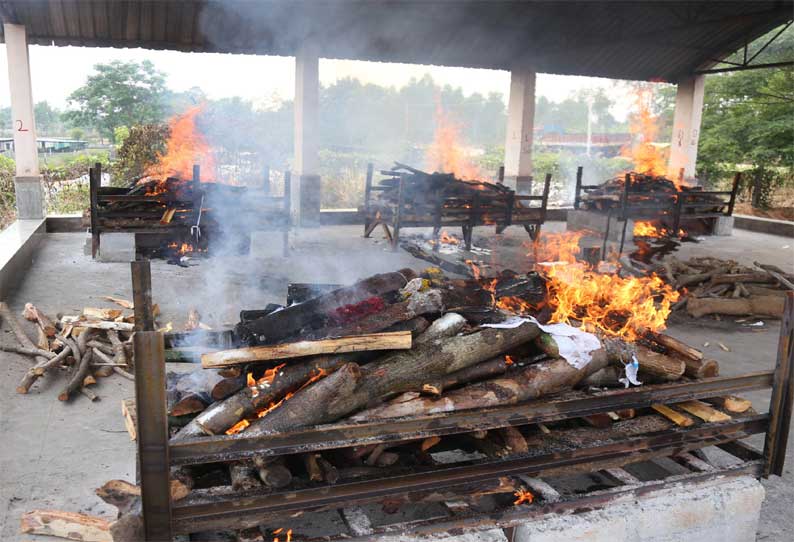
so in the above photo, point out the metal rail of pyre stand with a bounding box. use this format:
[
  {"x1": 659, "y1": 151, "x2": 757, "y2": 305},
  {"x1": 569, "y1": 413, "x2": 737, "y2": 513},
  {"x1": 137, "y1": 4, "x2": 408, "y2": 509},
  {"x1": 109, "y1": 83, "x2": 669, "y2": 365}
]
[
  {"x1": 573, "y1": 167, "x2": 741, "y2": 256},
  {"x1": 130, "y1": 260, "x2": 793, "y2": 541},
  {"x1": 89, "y1": 164, "x2": 292, "y2": 258},
  {"x1": 363, "y1": 163, "x2": 552, "y2": 251}
]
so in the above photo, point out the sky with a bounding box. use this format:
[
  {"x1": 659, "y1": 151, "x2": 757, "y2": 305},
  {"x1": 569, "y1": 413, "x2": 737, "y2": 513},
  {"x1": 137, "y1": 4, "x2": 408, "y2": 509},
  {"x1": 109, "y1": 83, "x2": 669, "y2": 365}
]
[{"x1": 0, "y1": 44, "x2": 634, "y2": 119}]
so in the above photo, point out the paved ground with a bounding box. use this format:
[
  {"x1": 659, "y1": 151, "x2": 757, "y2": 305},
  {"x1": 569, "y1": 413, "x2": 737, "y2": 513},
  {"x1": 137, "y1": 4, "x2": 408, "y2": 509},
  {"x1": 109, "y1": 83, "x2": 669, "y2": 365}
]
[{"x1": 0, "y1": 224, "x2": 791, "y2": 541}]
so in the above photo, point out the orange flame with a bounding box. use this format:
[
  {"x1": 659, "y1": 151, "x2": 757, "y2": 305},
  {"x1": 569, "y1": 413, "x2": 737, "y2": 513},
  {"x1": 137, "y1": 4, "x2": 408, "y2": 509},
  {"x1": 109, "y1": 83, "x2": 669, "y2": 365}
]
[
  {"x1": 425, "y1": 104, "x2": 481, "y2": 179},
  {"x1": 529, "y1": 232, "x2": 679, "y2": 341},
  {"x1": 438, "y1": 230, "x2": 459, "y2": 245},
  {"x1": 225, "y1": 419, "x2": 250, "y2": 435},
  {"x1": 272, "y1": 528, "x2": 292, "y2": 542},
  {"x1": 620, "y1": 87, "x2": 669, "y2": 180},
  {"x1": 513, "y1": 488, "x2": 534, "y2": 505},
  {"x1": 505, "y1": 355, "x2": 515, "y2": 366},
  {"x1": 633, "y1": 221, "x2": 685, "y2": 238},
  {"x1": 145, "y1": 104, "x2": 216, "y2": 180}
]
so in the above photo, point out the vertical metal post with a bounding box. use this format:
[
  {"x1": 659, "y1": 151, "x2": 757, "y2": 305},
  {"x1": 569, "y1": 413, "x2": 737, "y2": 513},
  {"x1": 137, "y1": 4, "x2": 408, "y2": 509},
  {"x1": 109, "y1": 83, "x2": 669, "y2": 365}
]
[
  {"x1": 364, "y1": 163, "x2": 373, "y2": 236},
  {"x1": 134, "y1": 331, "x2": 172, "y2": 541},
  {"x1": 574, "y1": 166, "x2": 583, "y2": 209},
  {"x1": 89, "y1": 163, "x2": 100, "y2": 259},
  {"x1": 727, "y1": 172, "x2": 742, "y2": 216},
  {"x1": 263, "y1": 164, "x2": 271, "y2": 195},
  {"x1": 131, "y1": 259, "x2": 155, "y2": 332},
  {"x1": 392, "y1": 174, "x2": 405, "y2": 251},
  {"x1": 540, "y1": 173, "x2": 552, "y2": 223},
  {"x1": 497, "y1": 165, "x2": 505, "y2": 184},
  {"x1": 764, "y1": 291, "x2": 794, "y2": 477}
]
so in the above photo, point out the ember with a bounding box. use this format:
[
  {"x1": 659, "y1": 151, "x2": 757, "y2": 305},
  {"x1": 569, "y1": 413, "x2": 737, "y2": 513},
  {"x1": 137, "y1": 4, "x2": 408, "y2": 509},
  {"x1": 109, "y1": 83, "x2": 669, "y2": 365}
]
[
  {"x1": 633, "y1": 221, "x2": 685, "y2": 239},
  {"x1": 513, "y1": 488, "x2": 534, "y2": 505}
]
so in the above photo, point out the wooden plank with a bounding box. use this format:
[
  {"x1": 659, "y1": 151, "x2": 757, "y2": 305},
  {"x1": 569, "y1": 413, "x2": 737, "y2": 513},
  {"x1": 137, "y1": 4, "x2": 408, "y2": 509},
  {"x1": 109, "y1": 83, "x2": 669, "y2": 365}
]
[
  {"x1": 704, "y1": 395, "x2": 752, "y2": 414},
  {"x1": 20, "y1": 510, "x2": 111, "y2": 542},
  {"x1": 651, "y1": 403, "x2": 694, "y2": 427},
  {"x1": 121, "y1": 398, "x2": 137, "y2": 441},
  {"x1": 201, "y1": 331, "x2": 412, "y2": 368},
  {"x1": 516, "y1": 476, "x2": 561, "y2": 503},
  {"x1": 675, "y1": 400, "x2": 732, "y2": 423}
]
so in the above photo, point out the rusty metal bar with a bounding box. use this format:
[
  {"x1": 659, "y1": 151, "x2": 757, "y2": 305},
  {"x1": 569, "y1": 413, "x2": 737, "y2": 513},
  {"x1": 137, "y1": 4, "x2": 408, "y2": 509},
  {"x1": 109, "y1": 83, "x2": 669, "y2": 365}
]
[
  {"x1": 727, "y1": 171, "x2": 741, "y2": 216},
  {"x1": 169, "y1": 371, "x2": 773, "y2": 465},
  {"x1": 171, "y1": 416, "x2": 767, "y2": 533},
  {"x1": 764, "y1": 291, "x2": 794, "y2": 476},
  {"x1": 134, "y1": 331, "x2": 172, "y2": 541},
  {"x1": 89, "y1": 163, "x2": 100, "y2": 259},
  {"x1": 574, "y1": 166, "x2": 583, "y2": 209},
  {"x1": 131, "y1": 259, "x2": 155, "y2": 332}
]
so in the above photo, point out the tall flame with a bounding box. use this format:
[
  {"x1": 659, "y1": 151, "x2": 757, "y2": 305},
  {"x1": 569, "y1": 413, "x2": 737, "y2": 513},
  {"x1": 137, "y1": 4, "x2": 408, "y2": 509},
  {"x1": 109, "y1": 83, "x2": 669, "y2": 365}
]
[
  {"x1": 620, "y1": 87, "x2": 669, "y2": 179},
  {"x1": 425, "y1": 104, "x2": 481, "y2": 179},
  {"x1": 523, "y1": 232, "x2": 678, "y2": 341},
  {"x1": 145, "y1": 105, "x2": 216, "y2": 180}
]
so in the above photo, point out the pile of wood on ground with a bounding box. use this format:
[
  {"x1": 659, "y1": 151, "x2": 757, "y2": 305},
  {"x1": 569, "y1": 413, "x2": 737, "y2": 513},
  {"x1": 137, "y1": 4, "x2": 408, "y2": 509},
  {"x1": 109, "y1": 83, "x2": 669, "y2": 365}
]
[
  {"x1": 632, "y1": 256, "x2": 793, "y2": 320},
  {"x1": 0, "y1": 299, "x2": 137, "y2": 401}
]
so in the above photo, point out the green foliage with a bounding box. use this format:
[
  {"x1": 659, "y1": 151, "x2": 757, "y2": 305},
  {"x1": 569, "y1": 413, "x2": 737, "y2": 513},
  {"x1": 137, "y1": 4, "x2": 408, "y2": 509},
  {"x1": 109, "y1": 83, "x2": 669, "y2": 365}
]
[
  {"x1": 0, "y1": 155, "x2": 16, "y2": 228},
  {"x1": 696, "y1": 23, "x2": 794, "y2": 196},
  {"x1": 110, "y1": 124, "x2": 169, "y2": 185},
  {"x1": 69, "y1": 128, "x2": 85, "y2": 140},
  {"x1": 64, "y1": 60, "x2": 168, "y2": 141},
  {"x1": 34, "y1": 101, "x2": 64, "y2": 135},
  {"x1": 114, "y1": 125, "x2": 130, "y2": 146}
]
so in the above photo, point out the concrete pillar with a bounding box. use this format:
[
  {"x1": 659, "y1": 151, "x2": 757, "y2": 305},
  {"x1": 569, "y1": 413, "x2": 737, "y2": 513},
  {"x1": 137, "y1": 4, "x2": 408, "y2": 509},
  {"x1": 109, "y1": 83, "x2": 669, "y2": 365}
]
[
  {"x1": 668, "y1": 75, "x2": 705, "y2": 180},
  {"x1": 504, "y1": 68, "x2": 536, "y2": 195},
  {"x1": 294, "y1": 46, "x2": 320, "y2": 225},
  {"x1": 4, "y1": 23, "x2": 43, "y2": 219}
]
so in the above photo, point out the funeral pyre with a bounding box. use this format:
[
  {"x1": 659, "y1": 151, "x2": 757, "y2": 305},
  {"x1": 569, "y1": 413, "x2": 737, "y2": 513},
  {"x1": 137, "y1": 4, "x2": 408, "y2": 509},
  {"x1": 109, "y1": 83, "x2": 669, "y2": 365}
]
[{"x1": 86, "y1": 106, "x2": 289, "y2": 261}]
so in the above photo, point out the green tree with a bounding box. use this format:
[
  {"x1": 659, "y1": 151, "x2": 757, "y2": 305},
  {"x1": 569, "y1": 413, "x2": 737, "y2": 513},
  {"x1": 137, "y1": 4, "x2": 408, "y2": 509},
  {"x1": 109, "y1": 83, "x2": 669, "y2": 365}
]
[
  {"x1": 33, "y1": 101, "x2": 63, "y2": 135},
  {"x1": 64, "y1": 60, "x2": 167, "y2": 141},
  {"x1": 111, "y1": 124, "x2": 168, "y2": 184}
]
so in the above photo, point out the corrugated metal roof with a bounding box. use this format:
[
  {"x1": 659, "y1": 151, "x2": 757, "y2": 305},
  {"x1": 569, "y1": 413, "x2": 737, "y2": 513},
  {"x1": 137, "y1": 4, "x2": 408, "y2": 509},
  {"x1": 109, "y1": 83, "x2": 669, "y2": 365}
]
[{"x1": 0, "y1": 1, "x2": 791, "y2": 82}]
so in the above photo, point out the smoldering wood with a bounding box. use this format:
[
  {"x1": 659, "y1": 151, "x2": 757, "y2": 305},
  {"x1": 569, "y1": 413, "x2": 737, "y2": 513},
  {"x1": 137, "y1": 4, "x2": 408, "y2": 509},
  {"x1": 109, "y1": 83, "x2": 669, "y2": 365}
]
[
  {"x1": 246, "y1": 318, "x2": 539, "y2": 435},
  {"x1": 229, "y1": 462, "x2": 262, "y2": 492},
  {"x1": 173, "y1": 355, "x2": 351, "y2": 439},
  {"x1": 235, "y1": 270, "x2": 416, "y2": 344}
]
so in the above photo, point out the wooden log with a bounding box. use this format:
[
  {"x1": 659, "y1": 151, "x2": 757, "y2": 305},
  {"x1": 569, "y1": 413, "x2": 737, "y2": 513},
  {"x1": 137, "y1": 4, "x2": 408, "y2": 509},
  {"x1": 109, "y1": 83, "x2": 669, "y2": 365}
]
[
  {"x1": 683, "y1": 357, "x2": 720, "y2": 379},
  {"x1": 704, "y1": 395, "x2": 752, "y2": 414},
  {"x1": 230, "y1": 462, "x2": 263, "y2": 491},
  {"x1": 173, "y1": 355, "x2": 349, "y2": 439},
  {"x1": 61, "y1": 316, "x2": 135, "y2": 331},
  {"x1": 254, "y1": 457, "x2": 292, "y2": 488},
  {"x1": 421, "y1": 356, "x2": 511, "y2": 395},
  {"x1": 20, "y1": 510, "x2": 112, "y2": 542},
  {"x1": 755, "y1": 265, "x2": 794, "y2": 291},
  {"x1": 651, "y1": 404, "x2": 694, "y2": 427},
  {"x1": 632, "y1": 345, "x2": 686, "y2": 381},
  {"x1": 201, "y1": 331, "x2": 412, "y2": 368},
  {"x1": 317, "y1": 456, "x2": 339, "y2": 484},
  {"x1": 350, "y1": 349, "x2": 614, "y2": 421},
  {"x1": 687, "y1": 295, "x2": 785, "y2": 318},
  {"x1": 16, "y1": 339, "x2": 74, "y2": 393},
  {"x1": 646, "y1": 331, "x2": 702, "y2": 361},
  {"x1": 498, "y1": 426, "x2": 529, "y2": 455},
  {"x1": 170, "y1": 393, "x2": 210, "y2": 417},
  {"x1": 579, "y1": 366, "x2": 622, "y2": 387},
  {"x1": 58, "y1": 349, "x2": 94, "y2": 401},
  {"x1": 675, "y1": 400, "x2": 732, "y2": 422},
  {"x1": 247, "y1": 319, "x2": 540, "y2": 434},
  {"x1": 303, "y1": 453, "x2": 323, "y2": 482},
  {"x1": 237, "y1": 269, "x2": 416, "y2": 343},
  {"x1": 379, "y1": 477, "x2": 518, "y2": 513},
  {"x1": 121, "y1": 399, "x2": 137, "y2": 440}
]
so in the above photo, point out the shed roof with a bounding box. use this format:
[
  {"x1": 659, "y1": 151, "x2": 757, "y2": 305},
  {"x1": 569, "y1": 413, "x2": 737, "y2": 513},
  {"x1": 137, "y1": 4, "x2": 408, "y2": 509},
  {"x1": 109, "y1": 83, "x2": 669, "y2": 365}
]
[{"x1": 1, "y1": 1, "x2": 791, "y2": 82}]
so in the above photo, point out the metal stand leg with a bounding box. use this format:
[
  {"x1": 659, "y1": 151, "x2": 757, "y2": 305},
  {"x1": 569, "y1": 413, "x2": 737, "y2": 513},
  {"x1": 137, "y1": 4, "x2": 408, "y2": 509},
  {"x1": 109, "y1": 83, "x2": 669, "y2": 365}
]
[{"x1": 764, "y1": 292, "x2": 794, "y2": 477}]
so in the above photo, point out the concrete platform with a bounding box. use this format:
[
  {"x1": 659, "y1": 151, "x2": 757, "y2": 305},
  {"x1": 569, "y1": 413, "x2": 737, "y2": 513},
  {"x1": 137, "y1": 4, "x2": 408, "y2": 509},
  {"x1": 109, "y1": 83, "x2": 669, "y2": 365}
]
[{"x1": 0, "y1": 224, "x2": 792, "y2": 541}]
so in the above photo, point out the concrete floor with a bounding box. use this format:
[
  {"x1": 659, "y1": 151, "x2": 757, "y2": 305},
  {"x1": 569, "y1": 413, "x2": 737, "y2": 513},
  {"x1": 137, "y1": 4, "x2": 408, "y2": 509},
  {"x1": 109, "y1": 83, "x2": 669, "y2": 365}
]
[{"x1": 0, "y1": 224, "x2": 792, "y2": 541}]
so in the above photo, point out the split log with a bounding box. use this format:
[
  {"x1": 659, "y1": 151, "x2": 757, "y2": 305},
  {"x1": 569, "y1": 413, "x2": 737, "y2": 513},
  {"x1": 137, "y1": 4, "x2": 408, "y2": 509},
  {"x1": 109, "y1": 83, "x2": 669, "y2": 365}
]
[
  {"x1": 704, "y1": 395, "x2": 752, "y2": 414},
  {"x1": 83, "y1": 307, "x2": 124, "y2": 320},
  {"x1": 95, "y1": 479, "x2": 141, "y2": 515},
  {"x1": 646, "y1": 332, "x2": 702, "y2": 361},
  {"x1": 687, "y1": 295, "x2": 785, "y2": 318},
  {"x1": 498, "y1": 426, "x2": 529, "y2": 455},
  {"x1": 174, "y1": 355, "x2": 349, "y2": 439},
  {"x1": 236, "y1": 269, "x2": 416, "y2": 343},
  {"x1": 711, "y1": 273, "x2": 775, "y2": 285},
  {"x1": 303, "y1": 453, "x2": 323, "y2": 482},
  {"x1": 20, "y1": 510, "x2": 112, "y2": 542},
  {"x1": 22, "y1": 303, "x2": 56, "y2": 336},
  {"x1": 421, "y1": 356, "x2": 512, "y2": 395},
  {"x1": 230, "y1": 462, "x2": 263, "y2": 491},
  {"x1": 349, "y1": 347, "x2": 618, "y2": 421},
  {"x1": 675, "y1": 400, "x2": 732, "y2": 422},
  {"x1": 246, "y1": 317, "x2": 538, "y2": 434},
  {"x1": 317, "y1": 456, "x2": 339, "y2": 484},
  {"x1": 170, "y1": 393, "x2": 210, "y2": 417},
  {"x1": 651, "y1": 404, "x2": 694, "y2": 427},
  {"x1": 121, "y1": 399, "x2": 137, "y2": 440},
  {"x1": 201, "y1": 331, "x2": 412, "y2": 368},
  {"x1": 61, "y1": 317, "x2": 135, "y2": 332}
]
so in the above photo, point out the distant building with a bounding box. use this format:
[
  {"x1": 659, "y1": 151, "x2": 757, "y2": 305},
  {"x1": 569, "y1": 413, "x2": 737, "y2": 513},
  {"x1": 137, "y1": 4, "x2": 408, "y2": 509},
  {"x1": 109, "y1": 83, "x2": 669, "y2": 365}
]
[{"x1": 0, "y1": 137, "x2": 88, "y2": 154}]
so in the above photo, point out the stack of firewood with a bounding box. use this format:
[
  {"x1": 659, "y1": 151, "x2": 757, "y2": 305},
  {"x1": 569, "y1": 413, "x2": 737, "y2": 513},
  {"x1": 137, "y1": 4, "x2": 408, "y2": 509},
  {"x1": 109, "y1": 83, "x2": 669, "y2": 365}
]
[
  {"x1": 0, "y1": 299, "x2": 136, "y2": 401},
  {"x1": 650, "y1": 257, "x2": 793, "y2": 319}
]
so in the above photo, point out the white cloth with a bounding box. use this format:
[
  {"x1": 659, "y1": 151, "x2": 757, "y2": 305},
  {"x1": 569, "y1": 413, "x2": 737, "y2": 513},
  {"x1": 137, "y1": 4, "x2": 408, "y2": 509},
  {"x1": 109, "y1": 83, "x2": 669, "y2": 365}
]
[{"x1": 483, "y1": 316, "x2": 601, "y2": 370}]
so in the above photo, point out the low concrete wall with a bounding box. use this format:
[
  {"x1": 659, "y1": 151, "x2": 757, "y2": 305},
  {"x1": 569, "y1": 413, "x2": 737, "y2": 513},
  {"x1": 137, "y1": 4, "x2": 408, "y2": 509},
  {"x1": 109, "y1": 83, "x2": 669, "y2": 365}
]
[
  {"x1": 734, "y1": 214, "x2": 794, "y2": 238},
  {"x1": 0, "y1": 218, "x2": 46, "y2": 300}
]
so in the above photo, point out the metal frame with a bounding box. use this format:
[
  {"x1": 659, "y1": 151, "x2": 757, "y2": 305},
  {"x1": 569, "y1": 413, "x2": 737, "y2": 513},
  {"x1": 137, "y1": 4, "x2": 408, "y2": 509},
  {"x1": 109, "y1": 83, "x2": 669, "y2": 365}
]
[
  {"x1": 131, "y1": 255, "x2": 794, "y2": 540},
  {"x1": 89, "y1": 164, "x2": 292, "y2": 259},
  {"x1": 697, "y1": 20, "x2": 793, "y2": 75},
  {"x1": 364, "y1": 164, "x2": 552, "y2": 251},
  {"x1": 572, "y1": 169, "x2": 742, "y2": 257}
]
